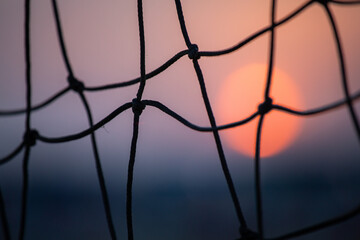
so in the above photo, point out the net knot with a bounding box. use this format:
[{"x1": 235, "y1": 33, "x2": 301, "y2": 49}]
[
  {"x1": 188, "y1": 44, "x2": 200, "y2": 60},
  {"x1": 238, "y1": 227, "x2": 259, "y2": 240},
  {"x1": 316, "y1": 0, "x2": 329, "y2": 5},
  {"x1": 23, "y1": 129, "x2": 38, "y2": 146},
  {"x1": 258, "y1": 97, "x2": 273, "y2": 115},
  {"x1": 132, "y1": 98, "x2": 145, "y2": 115},
  {"x1": 67, "y1": 75, "x2": 84, "y2": 93}
]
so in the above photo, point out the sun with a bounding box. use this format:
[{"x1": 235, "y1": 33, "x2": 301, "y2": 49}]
[{"x1": 216, "y1": 64, "x2": 302, "y2": 158}]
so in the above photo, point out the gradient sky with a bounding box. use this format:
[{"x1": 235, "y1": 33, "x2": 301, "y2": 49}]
[
  {"x1": 1, "y1": 0, "x2": 359, "y2": 178},
  {"x1": 0, "y1": 1, "x2": 359, "y2": 239}
]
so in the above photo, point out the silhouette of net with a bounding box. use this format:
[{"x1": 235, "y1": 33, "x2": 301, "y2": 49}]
[{"x1": 1, "y1": 0, "x2": 360, "y2": 239}]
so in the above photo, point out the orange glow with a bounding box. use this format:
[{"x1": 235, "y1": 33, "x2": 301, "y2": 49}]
[{"x1": 216, "y1": 64, "x2": 302, "y2": 158}]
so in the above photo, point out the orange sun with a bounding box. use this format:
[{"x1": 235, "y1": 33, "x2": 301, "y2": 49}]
[{"x1": 216, "y1": 64, "x2": 302, "y2": 158}]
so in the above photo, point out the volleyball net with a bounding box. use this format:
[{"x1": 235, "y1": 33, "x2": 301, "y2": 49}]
[{"x1": 1, "y1": 0, "x2": 360, "y2": 239}]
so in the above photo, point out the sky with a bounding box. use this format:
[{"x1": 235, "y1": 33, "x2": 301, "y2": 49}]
[{"x1": 0, "y1": 1, "x2": 360, "y2": 239}]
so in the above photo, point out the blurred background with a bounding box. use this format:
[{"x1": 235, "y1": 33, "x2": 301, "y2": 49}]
[{"x1": 0, "y1": 0, "x2": 359, "y2": 239}]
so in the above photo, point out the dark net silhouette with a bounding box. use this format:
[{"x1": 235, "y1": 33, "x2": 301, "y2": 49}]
[{"x1": 1, "y1": 0, "x2": 360, "y2": 239}]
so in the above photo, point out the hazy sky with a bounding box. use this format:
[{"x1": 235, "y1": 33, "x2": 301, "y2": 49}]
[
  {"x1": 1, "y1": 0, "x2": 359, "y2": 180},
  {"x1": 0, "y1": 1, "x2": 359, "y2": 238}
]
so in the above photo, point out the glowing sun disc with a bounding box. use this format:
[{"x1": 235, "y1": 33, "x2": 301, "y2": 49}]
[{"x1": 216, "y1": 64, "x2": 302, "y2": 158}]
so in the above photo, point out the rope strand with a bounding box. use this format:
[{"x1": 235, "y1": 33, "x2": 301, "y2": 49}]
[
  {"x1": 126, "y1": 0, "x2": 147, "y2": 238},
  {"x1": 0, "y1": 187, "x2": 11, "y2": 240},
  {"x1": 79, "y1": 92, "x2": 117, "y2": 240},
  {"x1": 323, "y1": 3, "x2": 360, "y2": 143},
  {"x1": 174, "y1": 0, "x2": 249, "y2": 236}
]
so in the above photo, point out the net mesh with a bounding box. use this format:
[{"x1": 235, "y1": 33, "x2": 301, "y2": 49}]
[{"x1": 1, "y1": 0, "x2": 360, "y2": 239}]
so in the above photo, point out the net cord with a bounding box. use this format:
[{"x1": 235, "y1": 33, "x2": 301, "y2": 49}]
[{"x1": 0, "y1": 0, "x2": 359, "y2": 239}]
